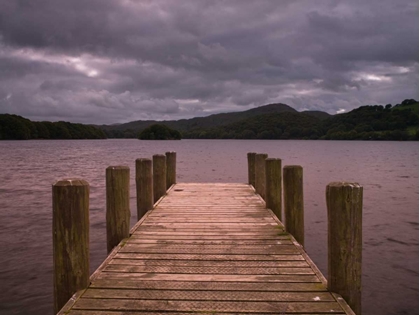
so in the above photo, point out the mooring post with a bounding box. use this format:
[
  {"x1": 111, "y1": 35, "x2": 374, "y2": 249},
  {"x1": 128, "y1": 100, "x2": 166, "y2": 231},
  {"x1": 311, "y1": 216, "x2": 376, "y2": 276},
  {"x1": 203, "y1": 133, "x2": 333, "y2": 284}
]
[
  {"x1": 153, "y1": 154, "x2": 167, "y2": 203},
  {"x1": 135, "y1": 158, "x2": 153, "y2": 220},
  {"x1": 265, "y1": 158, "x2": 282, "y2": 220},
  {"x1": 106, "y1": 166, "x2": 130, "y2": 254},
  {"x1": 255, "y1": 153, "x2": 268, "y2": 200},
  {"x1": 283, "y1": 165, "x2": 304, "y2": 246},
  {"x1": 326, "y1": 182, "x2": 363, "y2": 315},
  {"x1": 247, "y1": 152, "x2": 256, "y2": 187},
  {"x1": 165, "y1": 151, "x2": 176, "y2": 189},
  {"x1": 53, "y1": 179, "x2": 89, "y2": 314}
]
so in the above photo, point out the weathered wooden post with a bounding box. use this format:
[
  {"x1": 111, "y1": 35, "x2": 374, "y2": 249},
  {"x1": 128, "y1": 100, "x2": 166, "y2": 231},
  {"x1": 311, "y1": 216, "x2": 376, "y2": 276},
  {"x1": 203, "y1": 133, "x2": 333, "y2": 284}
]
[
  {"x1": 136, "y1": 158, "x2": 153, "y2": 220},
  {"x1": 265, "y1": 158, "x2": 282, "y2": 220},
  {"x1": 165, "y1": 151, "x2": 176, "y2": 189},
  {"x1": 106, "y1": 166, "x2": 130, "y2": 254},
  {"x1": 326, "y1": 182, "x2": 363, "y2": 315},
  {"x1": 53, "y1": 179, "x2": 89, "y2": 314},
  {"x1": 247, "y1": 152, "x2": 256, "y2": 187},
  {"x1": 153, "y1": 154, "x2": 167, "y2": 203},
  {"x1": 254, "y1": 153, "x2": 268, "y2": 199},
  {"x1": 283, "y1": 165, "x2": 304, "y2": 246}
]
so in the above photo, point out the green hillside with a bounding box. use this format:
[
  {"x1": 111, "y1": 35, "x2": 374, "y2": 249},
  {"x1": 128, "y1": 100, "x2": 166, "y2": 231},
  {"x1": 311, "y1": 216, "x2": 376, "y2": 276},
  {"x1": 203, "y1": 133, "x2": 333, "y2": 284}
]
[
  {"x1": 183, "y1": 112, "x2": 321, "y2": 139},
  {"x1": 100, "y1": 103, "x2": 298, "y2": 138},
  {"x1": 181, "y1": 99, "x2": 418, "y2": 141}
]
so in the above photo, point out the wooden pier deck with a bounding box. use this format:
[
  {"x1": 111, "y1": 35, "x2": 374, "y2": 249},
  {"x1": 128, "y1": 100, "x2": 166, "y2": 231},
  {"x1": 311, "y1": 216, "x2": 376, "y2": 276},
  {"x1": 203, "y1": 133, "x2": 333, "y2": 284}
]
[{"x1": 59, "y1": 183, "x2": 355, "y2": 314}]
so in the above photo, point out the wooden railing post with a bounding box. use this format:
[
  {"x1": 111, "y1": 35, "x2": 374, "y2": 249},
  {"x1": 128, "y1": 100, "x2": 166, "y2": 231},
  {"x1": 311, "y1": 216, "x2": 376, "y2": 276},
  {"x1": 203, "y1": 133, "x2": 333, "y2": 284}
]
[
  {"x1": 283, "y1": 165, "x2": 304, "y2": 246},
  {"x1": 53, "y1": 179, "x2": 89, "y2": 314},
  {"x1": 247, "y1": 152, "x2": 256, "y2": 187},
  {"x1": 153, "y1": 154, "x2": 167, "y2": 203},
  {"x1": 136, "y1": 158, "x2": 153, "y2": 220},
  {"x1": 254, "y1": 153, "x2": 268, "y2": 200},
  {"x1": 165, "y1": 151, "x2": 176, "y2": 189},
  {"x1": 326, "y1": 182, "x2": 363, "y2": 315},
  {"x1": 106, "y1": 166, "x2": 130, "y2": 254},
  {"x1": 265, "y1": 158, "x2": 282, "y2": 220}
]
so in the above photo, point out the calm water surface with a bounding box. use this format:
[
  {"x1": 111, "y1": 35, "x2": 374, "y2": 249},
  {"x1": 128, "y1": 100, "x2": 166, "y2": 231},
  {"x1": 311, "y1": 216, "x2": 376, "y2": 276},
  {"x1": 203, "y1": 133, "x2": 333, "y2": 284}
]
[{"x1": 0, "y1": 139, "x2": 418, "y2": 315}]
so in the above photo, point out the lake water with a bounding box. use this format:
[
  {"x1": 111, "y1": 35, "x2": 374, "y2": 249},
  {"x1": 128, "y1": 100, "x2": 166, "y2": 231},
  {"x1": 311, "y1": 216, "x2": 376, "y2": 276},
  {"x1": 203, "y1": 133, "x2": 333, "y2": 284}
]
[{"x1": 0, "y1": 139, "x2": 418, "y2": 315}]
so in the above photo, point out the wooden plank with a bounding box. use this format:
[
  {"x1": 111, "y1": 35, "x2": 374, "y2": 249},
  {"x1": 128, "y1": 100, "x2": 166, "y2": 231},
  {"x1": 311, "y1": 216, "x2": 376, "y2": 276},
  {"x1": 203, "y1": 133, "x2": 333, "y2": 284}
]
[
  {"x1": 94, "y1": 272, "x2": 321, "y2": 282},
  {"x1": 68, "y1": 312, "x2": 345, "y2": 315},
  {"x1": 133, "y1": 228, "x2": 285, "y2": 232},
  {"x1": 122, "y1": 243, "x2": 297, "y2": 250},
  {"x1": 119, "y1": 244, "x2": 300, "y2": 255},
  {"x1": 125, "y1": 239, "x2": 294, "y2": 245},
  {"x1": 103, "y1": 264, "x2": 314, "y2": 275},
  {"x1": 142, "y1": 223, "x2": 278, "y2": 227},
  {"x1": 72, "y1": 299, "x2": 345, "y2": 313},
  {"x1": 90, "y1": 279, "x2": 327, "y2": 291},
  {"x1": 109, "y1": 259, "x2": 309, "y2": 267},
  {"x1": 114, "y1": 253, "x2": 305, "y2": 261},
  {"x1": 82, "y1": 288, "x2": 336, "y2": 302},
  {"x1": 142, "y1": 222, "x2": 276, "y2": 225},
  {"x1": 128, "y1": 235, "x2": 289, "y2": 240},
  {"x1": 132, "y1": 231, "x2": 286, "y2": 236}
]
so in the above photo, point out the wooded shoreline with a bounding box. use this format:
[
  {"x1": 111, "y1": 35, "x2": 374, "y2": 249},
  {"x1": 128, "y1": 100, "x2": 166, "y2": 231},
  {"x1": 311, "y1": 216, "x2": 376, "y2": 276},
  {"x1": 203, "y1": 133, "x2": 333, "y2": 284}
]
[{"x1": 1, "y1": 99, "x2": 418, "y2": 141}]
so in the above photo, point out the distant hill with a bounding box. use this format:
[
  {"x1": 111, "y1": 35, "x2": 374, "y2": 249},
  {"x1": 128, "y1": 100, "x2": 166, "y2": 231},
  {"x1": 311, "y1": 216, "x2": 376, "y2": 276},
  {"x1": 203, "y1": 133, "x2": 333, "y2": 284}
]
[
  {"x1": 100, "y1": 100, "x2": 418, "y2": 140},
  {"x1": 181, "y1": 101, "x2": 418, "y2": 141},
  {"x1": 100, "y1": 103, "x2": 317, "y2": 138},
  {"x1": 183, "y1": 111, "x2": 322, "y2": 139}
]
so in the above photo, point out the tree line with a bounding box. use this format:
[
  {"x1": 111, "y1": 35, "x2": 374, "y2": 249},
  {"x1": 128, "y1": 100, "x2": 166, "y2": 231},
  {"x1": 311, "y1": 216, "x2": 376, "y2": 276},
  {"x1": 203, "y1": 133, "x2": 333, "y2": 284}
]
[
  {"x1": 0, "y1": 114, "x2": 106, "y2": 140},
  {"x1": 182, "y1": 101, "x2": 418, "y2": 141},
  {"x1": 103, "y1": 100, "x2": 418, "y2": 141},
  {"x1": 1, "y1": 99, "x2": 418, "y2": 141}
]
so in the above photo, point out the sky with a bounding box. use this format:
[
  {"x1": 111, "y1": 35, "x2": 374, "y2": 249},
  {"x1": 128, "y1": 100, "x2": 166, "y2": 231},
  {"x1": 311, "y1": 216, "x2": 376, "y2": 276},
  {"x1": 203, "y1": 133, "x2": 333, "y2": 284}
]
[{"x1": 0, "y1": 0, "x2": 418, "y2": 124}]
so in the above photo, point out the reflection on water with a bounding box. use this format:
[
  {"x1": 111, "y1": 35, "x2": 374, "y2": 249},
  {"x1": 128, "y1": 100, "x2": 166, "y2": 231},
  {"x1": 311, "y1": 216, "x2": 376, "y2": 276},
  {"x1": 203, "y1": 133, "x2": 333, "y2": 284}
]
[{"x1": 0, "y1": 139, "x2": 418, "y2": 315}]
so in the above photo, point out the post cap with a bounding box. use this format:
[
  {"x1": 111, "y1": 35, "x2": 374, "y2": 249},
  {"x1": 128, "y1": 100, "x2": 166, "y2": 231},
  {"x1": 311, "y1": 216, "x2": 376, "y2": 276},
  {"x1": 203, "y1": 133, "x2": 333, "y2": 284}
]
[
  {"x1": 284, "y1": 165, "x2": 303, "y2": 170},
  {"x1": 327, "y1": 182, "x2": 362, "y2": 188},
  {"x1": 106, "y1": 165, "x2": 130, "y2": 170},
  {"x1": 136, "y1": 158, "x2": 152, "y2": 162},
  {"x1": 53, "y1": 179, "x2": 89, "y2": 187}
]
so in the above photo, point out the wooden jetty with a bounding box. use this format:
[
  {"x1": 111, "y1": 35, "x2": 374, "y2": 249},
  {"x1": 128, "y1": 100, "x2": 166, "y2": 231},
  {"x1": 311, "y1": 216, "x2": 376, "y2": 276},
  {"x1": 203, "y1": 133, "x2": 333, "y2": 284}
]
[{"x1": 53, "y1": 152, "x2": 362, "y2": 315}]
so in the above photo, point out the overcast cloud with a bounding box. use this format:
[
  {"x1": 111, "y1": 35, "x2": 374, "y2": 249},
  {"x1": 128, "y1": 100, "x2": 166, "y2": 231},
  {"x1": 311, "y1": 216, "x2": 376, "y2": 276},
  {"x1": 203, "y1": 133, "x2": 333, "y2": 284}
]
[{"x1": 0, "y1": 0, "x2": 418, "y2": 124}]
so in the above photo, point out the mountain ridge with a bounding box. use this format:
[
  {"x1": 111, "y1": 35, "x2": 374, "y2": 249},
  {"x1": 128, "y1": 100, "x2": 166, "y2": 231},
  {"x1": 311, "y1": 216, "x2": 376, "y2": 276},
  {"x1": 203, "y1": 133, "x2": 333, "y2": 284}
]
[
  {"x1": 100, "y1": 103, "x2": 331, "y2": 136},
  {"x1": 100, "y1": 100, "x2": 418, "y2": 141}
]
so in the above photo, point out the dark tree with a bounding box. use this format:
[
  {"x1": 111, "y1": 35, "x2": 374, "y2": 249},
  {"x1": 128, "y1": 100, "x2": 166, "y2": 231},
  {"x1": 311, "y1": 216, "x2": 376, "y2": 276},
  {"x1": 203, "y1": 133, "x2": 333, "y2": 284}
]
[{"x1": 138, "y1": 124, "x2": 181, "y2": 140}]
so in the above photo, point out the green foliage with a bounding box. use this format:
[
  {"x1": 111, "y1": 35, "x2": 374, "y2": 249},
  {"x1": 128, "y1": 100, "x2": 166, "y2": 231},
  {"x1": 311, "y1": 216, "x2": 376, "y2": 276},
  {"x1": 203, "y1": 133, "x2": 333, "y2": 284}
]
[
  {"x1": 182, "y1": 100, "x2": 418, "y2": 141},
  {"x1": 138, "y1": 124, "x2": 181, "y2": 140},
  {"x1": 102, "y1": 128, "x2": 137, "y2": 138},
  {"x1": 0, "y1": 114, "x2": 106, "y2": 140},
  {"x1": 183, "y1": 112, "x2": 320, "y2": 140},
  {"x1": 321, "y1": 102, "x2": 418, "y2": 140},
  {"x1": 0, "y1": 114, "x2": 32, "y2": 140},
  {"x1": 101, "y1": 100, "x2": 418, "y2": 141},
  {"x1": 392, "y1": 99, "x2": 419, "y2": 116}
]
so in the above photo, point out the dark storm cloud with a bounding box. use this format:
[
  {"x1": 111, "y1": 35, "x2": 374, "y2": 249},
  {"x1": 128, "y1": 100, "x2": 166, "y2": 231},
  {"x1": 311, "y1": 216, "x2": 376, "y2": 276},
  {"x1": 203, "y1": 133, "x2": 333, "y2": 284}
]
[{"x1": 0, "y1": 0, "x2": 418, "y2": 123}]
